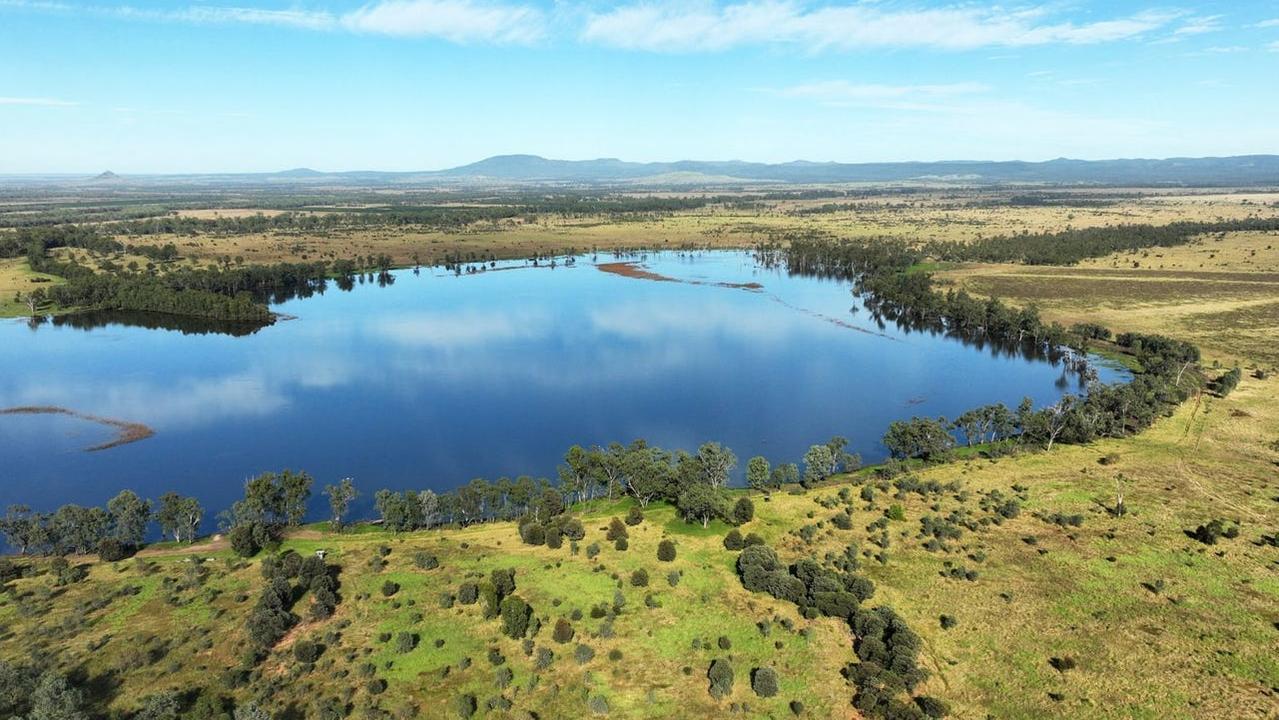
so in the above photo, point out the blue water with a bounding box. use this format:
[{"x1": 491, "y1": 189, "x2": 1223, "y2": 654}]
[{"x1": 0, "y1": 251, "x2": 1126, "y2": 528}]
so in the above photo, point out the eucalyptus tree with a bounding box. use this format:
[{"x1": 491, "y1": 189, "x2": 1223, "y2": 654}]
[
  {"x1": 106, "y1": 490, "x2": 152, "y2": 547},
  {"x1": 155, "y1": 493, "x2": 203, "y2": 543},
  {"x1": 322, "y1": 478, "x2": 357, "y2": 531},
  {"x1": 746, "y1": 456, "x2": 771, "y2": 492}
]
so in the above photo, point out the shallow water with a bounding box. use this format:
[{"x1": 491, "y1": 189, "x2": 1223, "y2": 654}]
[{"x1": 0, "y1": 251, "x2": 1126, "y2": 528}]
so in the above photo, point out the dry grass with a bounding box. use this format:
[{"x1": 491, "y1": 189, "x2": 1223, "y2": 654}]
[{"x1": 0, "y1": 257, "x2": 61, "y2": 316}]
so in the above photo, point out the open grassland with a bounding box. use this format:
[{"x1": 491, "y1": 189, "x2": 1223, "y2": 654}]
[
  {"x1": 2, "y1": 375, "x2": 1276, "y2": 719},
  {"x1": 0, "y1": 257, "x2": 61, "y2": 315},
  {"x1": 937, "y1": 228, "x2": 1279, "y2": 367},
  {"x1": 91, "y1": 189, "x2": 1279, "y2": 271}
]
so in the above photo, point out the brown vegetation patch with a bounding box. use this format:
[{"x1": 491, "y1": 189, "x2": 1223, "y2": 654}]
[
  {"x1": 596, "y1": 261, "x2": 764, "y2": 290},
  {"x1": 0, "y1": 405, "x2": 155, "y2": 451}
]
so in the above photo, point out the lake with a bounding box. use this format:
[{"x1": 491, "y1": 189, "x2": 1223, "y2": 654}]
[{"x1": 0, "y1": 251, "x2": 1127, "y2": 530}]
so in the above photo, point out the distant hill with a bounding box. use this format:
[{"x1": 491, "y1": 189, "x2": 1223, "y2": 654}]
[
  {"x1": 431, "y1": 154, "x2": 1279, "y2": 186},
  {"x1": 6, "y1": 154, "x2": 1279, "y2": 188}
]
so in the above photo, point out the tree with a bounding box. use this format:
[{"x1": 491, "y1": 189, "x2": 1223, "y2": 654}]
[
  {"x1": 707, "y1": 659, "x2": 734, "y2": 699},
  {"x1": 279, "y1": 470, "x2": 314, "y2": 527},
  {"x1": 695, "y1": 442, "x2": 738, "y2": 489},
  {"x1": 769, "y1": 463, "x2": 799, "y2": 488},
  {"x1": 558, "y1": 445, "x2": 593, "y2": 503},
  {"x1": 657, "y1": 539, "x2": 676, "y2": 562},
  {"x1": 155, "y1": 493, "x2": 202, "y2": 543},
  {"x1": 731, "y1": 497, "x2": 754, "y2": 525},
  {"x1": 28, "y1": 672, "x2": 87, "y2": 720},
  {"x1": 802, "y1": 444, "x2": 836, "y2": 487},
  {"x1": 882, "y1": 417, "x2": 955, "y2": 461},
  {"x1": 0, "y1": 505, "x2": 47, "y2": 555},
  {"x1": 500, "y1": 596, "x2": 533, "y2": 639},
  {"x1": 677, "y1": 484, "x2": 725, "y2": 528},
  {"x1": 106, "y1": 489, "x2": 151, "y2": 547},
  {"x1": 751, "y1": 667, "x2": 779, "y2": 698},
  {"x1": 623, "y1": 442, "x2": 676, "y2": 507},
  {"x1": 746, "y1": 456, "x2": 770, "y2": 492},
  {"x1": 135, "y1": 691, "x2": 181, "y2": 720},
  {"x1": 323, "y1": 478, "x2": 357, "y2": 531}
]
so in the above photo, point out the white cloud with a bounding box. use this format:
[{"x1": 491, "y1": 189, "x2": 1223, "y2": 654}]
[
  {"x1": 1269, "y1": 41, "x2": 1279, "y2": 53},
  {"x1": 0, "y1": 96, "x2": 77, "y2": 106},
  {"x1": 0, "y1": 0, "x2": 544, "y2": 43},
  {"x1": 342, "y1": 0, "x2": 544, "y2": 43},
  {"x1": 1172, "y1": 15, "x2": 1221, "y2": 36},
  {"x1": 1200, "y1": 45, "x2": 1247, "y2": 53},
  {"x1": 1254, "y1": 18, "x2": 1279, "y2": 28},
  {"x1": 581, "y1": 2, "x2": 1181, "y2": 52}
]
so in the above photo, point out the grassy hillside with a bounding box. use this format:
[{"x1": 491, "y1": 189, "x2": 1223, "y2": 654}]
[{"x1": 2, "y1": 372, "x2": 1276, "y2": 718}]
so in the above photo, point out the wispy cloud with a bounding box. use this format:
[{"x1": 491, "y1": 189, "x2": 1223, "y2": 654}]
[
  {"x1": 0, "y1": 0, "x2": 545, "y2": 43},
  {"x1": 342, "y1": 0, "x2": 543, "y2": 43},
  {"x1": 1254, "y1": 18, "x2": 1279, "y2": 28},
  {"x1": 580, "y1": 2, "x2": 1182, "y2": 52},
  {"x1": 1172, "y1": 15, "x2": 1221, "y2": 36},
  {"x1": 0, "y1": 96, "x2": 77, "y2": 106},
  {"x1": 776, "y1": 80, "x2": 988, "y2": 110}
]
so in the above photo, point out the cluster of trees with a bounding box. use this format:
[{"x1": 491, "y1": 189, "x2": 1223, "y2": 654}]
[
  {"x1": 768, "y1": 234, "x2": 1205, "y2": 462},
  {"x1": 244, "y1": 549, "x2": 339, "y2": 659},
  {"x1": 0, "y1": 491, "x2": 202, "y2": 557},
  {"x1": 925, "y1": 217, "x2": 1279, "y2": 266},
  {"x1": 734, "y1": 542, "x2": 942, "y2": 718},
  {"x1": 221, "y1": 471, "x2": 314, "y2": 557}
]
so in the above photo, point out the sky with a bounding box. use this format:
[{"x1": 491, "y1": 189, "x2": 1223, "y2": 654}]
[{"x1": 1, "y1": 0, "x2": 1278, "y2": 173}]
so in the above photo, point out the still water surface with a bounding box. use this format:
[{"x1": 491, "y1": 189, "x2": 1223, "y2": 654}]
[{"x1": 0, "y1": 251, "x2": 1126, "y2": 526}]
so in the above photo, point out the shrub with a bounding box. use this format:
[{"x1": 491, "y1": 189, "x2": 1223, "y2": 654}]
[
  {"x1": 1189, "y1": 518, "x2": 1239, "y2": 545},
  {"x1": 742, "y1": 533, "x2": 765, "y2": 547},
  {"x1": 97, "y1": 539, "x2": 134, "y2": 562},
  {"x1": 707, "y1": 658, "x2": 734, "y2": 699},
  {"x1": 667, "y1": 570, "x2": 681, "y2": 587},
  {"x1": 614, "y1": 537, "x2": 628, "y2": 552},
  {"x1": 552, "y1": 619, "x2": 574, "y2": 644},
  {"x1": 574, "y1": 643, "x2": 596, "y2": 664},
  {"x1": 717, "y1": 635, "x2": 731, "y2": 650},
  {"x1": 494, "y1": 665, "x2": 513, "y2": 689},
  {"x1": 535, "y1": 647, "x2": 554, "y2": 669},
  {"x1": 562, "y1": 518, "x2": 585, "y2": 540},
  {"x1": 657, "y1": 539, "x2": 676, "y2": 562},
  {"x1": 916, "y1": 695, "x2": 950, "y2": 718},
  {"x1": 939, "y1": 614, "x2": 957, "y2": 630},
  {"x1": 458, "y1": 582, "x2": 479, "y2": 605},
  {"x1": 631, "y1": 569, "x2": 649, "y2": 587},
  {"x1": 832, "y1": 512, "x2": 853, "y2": 530},
  {"x1": 520, "y1": 523, "x2": 545, "y2": 546},
  {"x1": 381, "y1": 581, "x2": 399, "y2": 597},
  {"x1": 293, "y1": 639, "x2": 321, "y2": 664},
  {"x1": 500, "y1": 596, "x2": 532, "y2": 639},
  {"x1": 585, "y1": 543, "x2": 601, "y2": 559},
  {"x1": 395, "y1": 632, "x2": 418, "y2": 654},
  {"x1": 751, "y1": 667, "x2": 779, "y2": 698},
  {"x1": 723, "y1": 528, "x2": 744, "y2": 550},
  {"x1": 545, "y1": 527, "x2": 563, "y2": 549},
  {"x1": 625, "y1": 506, "x2": 644, "y2": 526},
  {"x1": 606, "y1": 517, "x2": 628, "y2": 541},
  {"x1": 454, "y1": 693, "x2": 477, "y2": 719},
  {"x1": 887, "y1": 504, "x2": 906, "y2": 521},
  {"x1": 229, "y1": 525, "x2": 260, "y2": 558},
  {"x1": 731, "y1": 497, "x2": 755, "y2": 525},
  {"x1": 413, "y1": 552, "x2": 439, "y2": 570},
  {"x1": 789, "y1": 700, "x2": 804, "y2": 716}
]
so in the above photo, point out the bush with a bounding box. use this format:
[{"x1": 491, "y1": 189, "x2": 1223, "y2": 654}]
[
  {"x1": 625, "y1": 506, "x2": 644, "y2": 526},
  {"x1": 731, "y1": 497, "x2": 755, "y2": 525},
  {"x1": 723, "y1": 529, "x2": 744, "y2": 550},
  {"x1": 229, "y1": 525, "x2": 260, "y2": 558},
  {"x1": 545, "y1": 527, "x2": 563, "y2": 549},
  {"x1": 395, "y1": 632, "x2": 418, "y2": 653},
  {"x1": 413, "y1": 552, "x2": 439, "y2": 570},
  {"x1": 454, "y1": 693, "x2": 477, "y2": 719},
  {"x1": 630, "y1": 568, "x2": 649, "y2": 587},
  {"x1": 381, "y1": 581, "x2": 400, "y2": 597},
  {"x1": 535, "y1": 647, "x2": 554, "y2": 669},
  {"x1": 742, "y1": 533, "x2": 764, "y2": 547},
  {"x1": 887, "y1": 504, "x2": 906, "y2": 521},
  {"x1": 707, "y1": 658, "x2": 734, "y2": 699},
  {"x1": 574, "y1": 644, "x2": 595, "y2": 664},
  {"x1": 751, "y1": 667, "x2": 779, "y2": 698},
  {"x1": 606, "y1": 517, "x2": 628, "y2": 541},
  {"x1": 1189, "y1": 518, "x2": 1240, "y2": 545},
  {"x1": 832, "y1": 512, "x2": 853, "y2": 530},
  {"x1": 552, "y1": 618, "x2": 574, "y2": 644},
  {"x1": 717, "y1": 635, "x2": 731, "y2": 650},
  {"x1": 614, "y1": 537, "x2": 628, "y2": 551},
  {"x1": 562, "y1": 517, "x2": 585, "y2": 540},
  {"x1": 293, "y1": 639, "x2": 321, "y2": 664},
  {"x1": 494, "y1": 665, "x2": 513, "y2": 689},
  {"x1": 916, "y1": 695, "x2": 950, "y2": 718},
  {"x1": 520, "y1": 522, "x2": 545, "y2": 546},
  {"x1": 585, "y1": 543, "x2": 601, "y2": 559},
  {"x1": 667, "y1": 570, "x2": 681, "y2": 587},
  {"x1": 458, "y1": 582, "x2": 479, "y2": 605},
  {"x1": 657, "y1": 539, "x2": 676, "y2": 562},
  {"x1": 500, "y1": 596, "x2": 533, "y2": 639},
  {"x1": 97, "y1": 539, "x2": 135, "y2": 562}
]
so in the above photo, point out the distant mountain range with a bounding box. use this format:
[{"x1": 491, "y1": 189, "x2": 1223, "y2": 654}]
[
  {"x1": 7, "y1": 154, "x2": 1279, "y2": 187},
  {"x1": 427, "y1": 154, "x2": 1279, "y2": 186}
]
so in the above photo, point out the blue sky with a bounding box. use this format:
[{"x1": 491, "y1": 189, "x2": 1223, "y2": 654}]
[{"x1": 2, "y1": 0, "x2": 1278, "y2": 173}]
